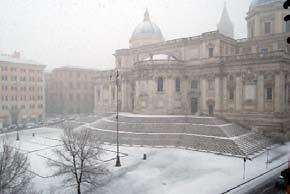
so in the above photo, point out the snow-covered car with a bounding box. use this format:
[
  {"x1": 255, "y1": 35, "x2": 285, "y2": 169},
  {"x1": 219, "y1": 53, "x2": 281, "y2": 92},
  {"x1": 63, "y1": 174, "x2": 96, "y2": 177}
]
[
  {"x1": 26, "y1": 123, "x2": 37, "y2": 129},
  {"x1": 8, "y1": 125, "x2": 17, "y2": 130},
  {"x1": 46, "y1": 120, "x2": 54, "y2": 124},
  {"x1": 0, "y1": 128, "x2": 8, "y2": 133},
  {"x1": 17, "y1": 124, "x2": 25, "y2": 129}
]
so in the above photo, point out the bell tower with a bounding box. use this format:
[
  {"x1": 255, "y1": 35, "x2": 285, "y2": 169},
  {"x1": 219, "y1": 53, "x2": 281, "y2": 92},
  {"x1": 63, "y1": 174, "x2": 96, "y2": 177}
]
[{"x1": 246, "y1": 0, "x2": 288, "y2": 38}]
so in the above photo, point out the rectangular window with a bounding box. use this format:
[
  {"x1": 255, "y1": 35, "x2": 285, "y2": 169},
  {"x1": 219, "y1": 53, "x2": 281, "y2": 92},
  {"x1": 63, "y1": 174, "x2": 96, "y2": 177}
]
[
  {"x1": 260, "y1": 48, "x2": 268, "y2": 54},
  {"x1": 264, "y1": 22, "x2": 271, "y2": 34},
  {"x1": 229, "y1": 89, "x2": 235, "y2": 100},
  {"x1": 191, "y1": 80, "x2": 198, "y2": 89},
  {"x1": 209, "y1": 48, "x2": 214, "y2": 58},
  {"x1": 208, "y1": 80, "x2": 214, "y2": 90},
  {"x1": 287, "y1": 21, "x2": 290, "y2": 33},
  {"x1": 176, "y1": 78, "x2": 180, "y2": 92},
  {"x1": 266, "y1": 87, "x2": 273, "y2": 100}
]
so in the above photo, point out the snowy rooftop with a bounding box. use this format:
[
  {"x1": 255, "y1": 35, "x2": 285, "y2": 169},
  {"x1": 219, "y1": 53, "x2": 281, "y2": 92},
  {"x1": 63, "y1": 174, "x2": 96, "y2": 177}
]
[{"x1": 0, "y1": 53, "x2": 43, "y2": 66}]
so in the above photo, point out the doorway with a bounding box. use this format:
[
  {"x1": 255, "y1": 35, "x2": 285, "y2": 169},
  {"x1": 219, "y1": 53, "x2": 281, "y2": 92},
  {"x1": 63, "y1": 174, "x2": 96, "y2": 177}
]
[
  {"x1": 191, "y1": 98, "x2": 198, "y2": 114},
  {"x1": 208, "y1": 104, "x2": 214, "y2": 116}
]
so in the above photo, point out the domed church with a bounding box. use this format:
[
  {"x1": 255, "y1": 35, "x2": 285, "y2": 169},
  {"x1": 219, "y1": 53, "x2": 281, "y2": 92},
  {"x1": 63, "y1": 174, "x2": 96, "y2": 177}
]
[{"x1": 94, "y1": 1, "x2": 290, "y2": 134}]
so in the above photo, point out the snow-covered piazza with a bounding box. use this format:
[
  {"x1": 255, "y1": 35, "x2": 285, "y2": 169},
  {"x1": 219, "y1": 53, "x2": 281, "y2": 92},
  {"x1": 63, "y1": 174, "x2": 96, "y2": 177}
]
[{"x1": 1, "y1": 114, "x2": 289, "y2": 194}]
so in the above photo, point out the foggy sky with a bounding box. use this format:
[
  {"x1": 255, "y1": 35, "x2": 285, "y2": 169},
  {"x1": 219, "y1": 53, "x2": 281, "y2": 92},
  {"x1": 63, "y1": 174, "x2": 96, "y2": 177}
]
[{"x1": 0, "y1": 0, "x2": 252, "y2": 70}]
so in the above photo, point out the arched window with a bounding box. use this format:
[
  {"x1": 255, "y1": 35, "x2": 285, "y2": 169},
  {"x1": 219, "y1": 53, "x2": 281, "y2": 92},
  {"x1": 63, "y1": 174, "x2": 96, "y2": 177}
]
[
  {"x1": 157, "y1": 77, "x2": 163, "y2": 92},
  {"x1": 176, "y1": 78, "x2": 180, "y2": 92}
]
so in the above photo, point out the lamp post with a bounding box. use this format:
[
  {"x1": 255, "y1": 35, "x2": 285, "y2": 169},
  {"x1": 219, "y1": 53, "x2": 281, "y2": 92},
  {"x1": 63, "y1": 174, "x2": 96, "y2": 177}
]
[
  {"x1": 16, "y1": 125, "x2": 20, "y2": 141},
  {"x1": 266, "y1": 147, "x2": 270, "y2": 168},
  {"x1": 9, "y1": 108, "x2": 19, "y2": 141},
  {"x1": 243, "y1": 157, "x2": 246, "y2": 179},
  {"x1": 115, "y1": 70, "x2": 121, "y2": 167}
]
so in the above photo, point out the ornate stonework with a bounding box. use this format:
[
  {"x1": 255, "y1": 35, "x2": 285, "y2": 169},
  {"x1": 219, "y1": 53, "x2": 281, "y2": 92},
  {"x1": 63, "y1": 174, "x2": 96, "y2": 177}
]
[{"x1": 94, "y1": 1, "x2": 290, "y2": 133}]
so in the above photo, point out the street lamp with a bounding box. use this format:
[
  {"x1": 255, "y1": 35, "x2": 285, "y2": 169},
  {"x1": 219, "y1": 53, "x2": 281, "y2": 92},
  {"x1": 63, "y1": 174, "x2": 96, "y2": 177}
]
[
  {"x1": 113, "y1": 70, "x2": 121, "y2": 167},
  {"x1": 16, "y1": 126, "x2": 20, "y2": 141},
  {"x1": 266, "y1": 147, "x2": 270, "y2": 168},
  {"x1": 9, "y1": 108, "x2": 20, "y2": 141},
  {"x1": 243, "y1": 157, "x2": 251, "y2": 179}
]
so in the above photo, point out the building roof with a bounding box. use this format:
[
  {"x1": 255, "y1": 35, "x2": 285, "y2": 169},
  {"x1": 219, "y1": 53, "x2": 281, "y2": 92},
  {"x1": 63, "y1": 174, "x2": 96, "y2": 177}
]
[
  {"x1": 0, "y1": 52, "x2": 43, "y2": 66},
  {"x1": 217, "y1": 3, "x2": 234, "y2": 38},
  {"x1": 249, "y1": 0, "x2": 284, "y2": 10}
]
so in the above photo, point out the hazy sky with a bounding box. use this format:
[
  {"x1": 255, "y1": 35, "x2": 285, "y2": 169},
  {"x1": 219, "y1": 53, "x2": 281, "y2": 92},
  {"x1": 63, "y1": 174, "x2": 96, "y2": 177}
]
[{"x1": 0, "y1": 0, "x2": 253, "y2": 70}]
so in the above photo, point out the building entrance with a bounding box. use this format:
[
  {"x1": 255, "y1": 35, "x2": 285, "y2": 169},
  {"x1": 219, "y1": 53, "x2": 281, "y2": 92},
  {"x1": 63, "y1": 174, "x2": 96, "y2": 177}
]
[
  {"x1": 191, "y1": 98, "x2": 198, "y2": 114},
  {"x1": 208, "y1": 104, "x2": 214, "y2": 116}
]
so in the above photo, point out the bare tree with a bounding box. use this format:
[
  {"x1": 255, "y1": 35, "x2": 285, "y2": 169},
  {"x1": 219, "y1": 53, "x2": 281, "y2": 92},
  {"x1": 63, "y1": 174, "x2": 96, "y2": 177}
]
[
  {"x1": 0, "y1": 141, "x2": 33, "y2": 194},
  {"x1": 48, "y1": 128, "x2": 108, "y2": 194}
]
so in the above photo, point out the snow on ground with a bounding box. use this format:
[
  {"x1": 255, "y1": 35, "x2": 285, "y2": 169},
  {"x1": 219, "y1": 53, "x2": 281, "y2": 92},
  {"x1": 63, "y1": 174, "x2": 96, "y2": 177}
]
[
  {"x1": 0, "y1": 127, "x2": 288, "y2": 194},
  {"x1": 94, "y1": 144, "x2": 289, "y2": 194},
  {"x1": 120, "y1": 112, "x2": 213, "y2": 118}
]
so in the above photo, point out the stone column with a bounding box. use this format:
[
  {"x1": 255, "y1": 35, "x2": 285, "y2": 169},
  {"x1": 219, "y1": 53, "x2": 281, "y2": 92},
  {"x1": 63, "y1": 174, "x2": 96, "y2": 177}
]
[
  {"x1": 168, "y1": 78, "x2": 175, "y2": 114},
  {"x1": 286, "y1": 84, "x2": 289, "y2": 111},
  {"x1": 254, "y1": 15, "x2": 261, "y2": 37},
  {"x1": 183, "y1": 77, "x2": 191, "y2": 114},
  {"x1": 274, "y1": 71, "x2": 286, "y2": 112},
  {"x1": 222, "y1": 76, "x2": 227, "y2": 112},
  {"x1": 200, "y1": 78, "x2": 207, "y2": 112},
  {"x1": 148, "y1": 79, "x2": 154, "y2": 113},
  {"x1": 235, "y1": 76, "x2": 243, "y2": 112},
  {"x1": 215, "y1": 76, "x2": 221, "y2": 112},
  {"x1": 257, "y1": 74, "x2": 264, "y2": 112}
]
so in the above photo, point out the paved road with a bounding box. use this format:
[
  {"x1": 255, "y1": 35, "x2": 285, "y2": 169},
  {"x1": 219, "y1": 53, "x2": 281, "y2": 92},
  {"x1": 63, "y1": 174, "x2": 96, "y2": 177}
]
[{"x1": 244, "y1": 172, "x2": 286, "y2": 194}]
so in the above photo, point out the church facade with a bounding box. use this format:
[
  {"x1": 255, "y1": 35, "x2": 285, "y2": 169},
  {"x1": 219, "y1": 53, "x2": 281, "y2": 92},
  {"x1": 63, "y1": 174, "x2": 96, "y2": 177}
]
[{"x1": 94, "y1": 0, "x2": 290, "y2": 133}]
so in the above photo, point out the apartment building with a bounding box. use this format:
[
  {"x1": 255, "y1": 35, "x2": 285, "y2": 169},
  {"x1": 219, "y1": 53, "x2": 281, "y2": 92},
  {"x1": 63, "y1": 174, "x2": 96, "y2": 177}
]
[
  {"x1": 45, "y1": 67, "x2": 97, "y2": 115},
  {"x1": 0, "y1": 52, "x2": 46, "y2": 127}
]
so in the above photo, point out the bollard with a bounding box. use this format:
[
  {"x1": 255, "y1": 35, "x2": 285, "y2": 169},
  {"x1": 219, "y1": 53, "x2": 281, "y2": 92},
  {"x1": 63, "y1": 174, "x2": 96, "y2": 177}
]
[{"x1": 143, "y1": 154, "x2": 147, "y2": 160}]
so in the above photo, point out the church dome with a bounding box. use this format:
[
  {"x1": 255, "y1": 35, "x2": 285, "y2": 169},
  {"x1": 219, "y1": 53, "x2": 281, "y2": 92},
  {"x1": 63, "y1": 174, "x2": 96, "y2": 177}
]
[
  {"x1": 130, "y1": 10, "x2": 164, "y2": 48},
  {"x1": 249, "y1": 0, "x2": 284, "y2": 10}
]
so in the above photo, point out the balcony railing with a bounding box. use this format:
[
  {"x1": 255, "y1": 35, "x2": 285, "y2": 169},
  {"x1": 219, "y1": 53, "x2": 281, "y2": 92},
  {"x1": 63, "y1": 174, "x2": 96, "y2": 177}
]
[{"x1": 220, "y1": 50, "x2": 287, "y2": 62}]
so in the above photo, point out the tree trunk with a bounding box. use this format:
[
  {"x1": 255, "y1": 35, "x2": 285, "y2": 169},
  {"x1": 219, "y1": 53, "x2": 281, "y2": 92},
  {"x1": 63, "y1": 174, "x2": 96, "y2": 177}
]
[{"x1": 77, "y1": 183, "x2": 81, "y2": 194}]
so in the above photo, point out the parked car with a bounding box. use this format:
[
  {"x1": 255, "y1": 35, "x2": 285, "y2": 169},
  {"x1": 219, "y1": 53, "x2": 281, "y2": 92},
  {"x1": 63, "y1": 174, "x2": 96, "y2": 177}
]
[
  {"x1": 275, "y1": 176, "x2": 286, "y2": 190},
  {"x1": 8, "y1": 125, "x2": 17, "y2": 130},
  {"x1": 26, "y1": 123, "x2": 37, "y2": 129},
  {"x1": 17, "y1": 124, "x2": 25, "y2": 129},
  {"x1": 0, "y1": 128, "x2": 8, "y2": 133}
]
